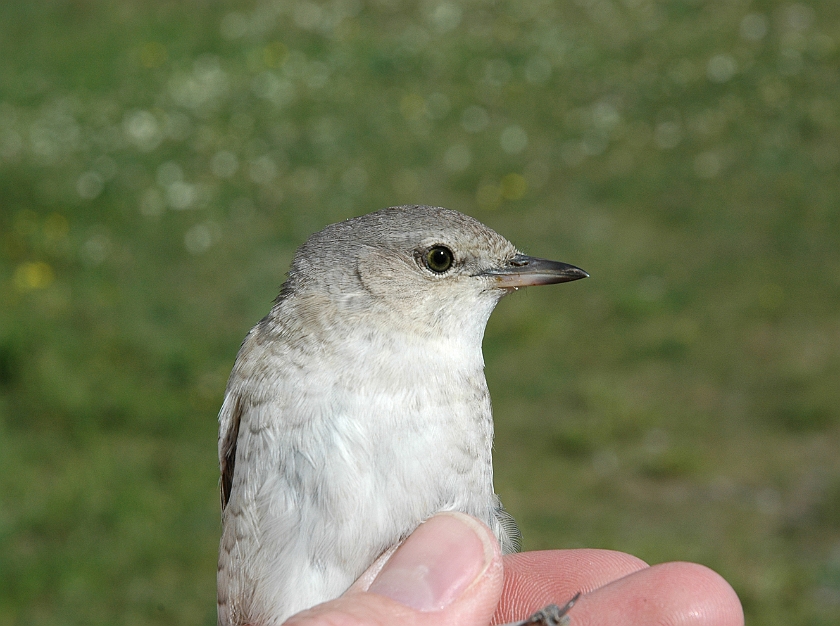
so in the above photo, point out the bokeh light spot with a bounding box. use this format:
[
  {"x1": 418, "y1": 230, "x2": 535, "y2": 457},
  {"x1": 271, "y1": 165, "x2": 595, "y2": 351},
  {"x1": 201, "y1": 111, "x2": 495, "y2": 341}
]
[
  {"x1": 140, "y1": 188, "x2": 165, "y2": 217},
  {"x1": 249, "y1": 156, "x2": 278, "y2": 185},
  {"x1": 212, "y1": 151, "x2": 239, "y2": 179},
  {"x1": 82, "y1": 233, "x2": 111, "y2": 265},
  {"x1": 784, "y1": 4, "x2": 815, "y2": 32},
  {"x1": 740, "y1": 14, "x2": 768, "y2": 41},
  {"x1": 14, "y1": 262, "x2": 54, "y2": 291},
  {"x1": 252, "y1": 72, "x2": 296, "y2": 107},
  {"x1": 461, "y1": 106, "x2": 489, "y2": 133},
  {"x1": 707, "y1": 54, "x2": 737, "y2": 83},
  {"x1": 499, "y1": 173, "x2": 527, "y2": 200},
  {"x1": 77, "y1": 171, "x2": 104, "y2": 200},
  {"x1": 43, "y1": 213, "x2": 69, "y2": 242},
  {"x1": 294, "y1": 2, "x2": 325, "y2": 31},
  {"x1": 167, "y1": 182, "x2": 197, "y2": 210},
  {"x1": 263, "y1": 42, "x2": 288, "y2": 68},
  {"x1": 400, "y1": 94, "x2": 427, "y2": 121},
  {"x1": 524, "y1": 56, "x2": 552, "y2": 83},
  {"x1": 694, "y1": 151, "x2": 722, "y2": 179},
  {"x1": 426, "y1": 93, "x2": 451, "y2": 120},
  {"x1": 157, "y1": 161, "x2": 184, "y2": 187},
  {"x1": 500, "y1": 125, "x2": 528, "y2": 154},
  {"x1": 184, "y1": 221, "x2": 218, "y2": 254},
  {"x1": 220, "y1": 12, "x2": 249, "y2": 39},
  {"x1": 443, "y1": 143, "x2": 471, "y2": 172},
  {"x1": 429, "y1": 2, "x2": 462, "y2": 33},
  {"x1": 654, "y1": 121, "x2": 682, "y2": 150},
  {"x1": 140, "y1": 42, "x2": 168, "y2": 69},
  {"x1": 124, "y1": 110, "x2": 163, "y2": 152}
]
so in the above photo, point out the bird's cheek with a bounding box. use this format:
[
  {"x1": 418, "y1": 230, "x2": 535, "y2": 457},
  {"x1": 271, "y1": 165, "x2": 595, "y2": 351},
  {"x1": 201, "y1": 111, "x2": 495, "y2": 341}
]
[{"x1": 356, "y1": 251, "x2": 423, "y2": 299}]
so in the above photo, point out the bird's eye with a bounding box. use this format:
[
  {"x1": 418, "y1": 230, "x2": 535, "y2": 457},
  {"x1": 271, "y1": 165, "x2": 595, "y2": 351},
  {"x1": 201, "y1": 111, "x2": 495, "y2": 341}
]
[{"x1": 425, "y1": 246, "x2": 454, "y2": 273}]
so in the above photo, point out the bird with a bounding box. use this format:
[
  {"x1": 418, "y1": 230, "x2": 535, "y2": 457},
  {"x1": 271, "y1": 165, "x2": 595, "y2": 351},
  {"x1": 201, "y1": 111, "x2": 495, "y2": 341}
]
[{"x1": 217, "y1": 205, "x2": 588, "y2": 625}]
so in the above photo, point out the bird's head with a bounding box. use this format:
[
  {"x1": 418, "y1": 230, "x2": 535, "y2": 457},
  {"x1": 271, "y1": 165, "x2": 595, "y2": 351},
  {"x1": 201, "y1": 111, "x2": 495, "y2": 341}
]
[{"x1": 277, "y1": 205, "x2": 587, "y2": 344}]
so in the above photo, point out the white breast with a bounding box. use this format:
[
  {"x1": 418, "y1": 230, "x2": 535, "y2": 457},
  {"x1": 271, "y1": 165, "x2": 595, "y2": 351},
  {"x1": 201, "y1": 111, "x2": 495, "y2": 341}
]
[{"x1": 218, "y1": 328, "x2": 500, "y2": 625}]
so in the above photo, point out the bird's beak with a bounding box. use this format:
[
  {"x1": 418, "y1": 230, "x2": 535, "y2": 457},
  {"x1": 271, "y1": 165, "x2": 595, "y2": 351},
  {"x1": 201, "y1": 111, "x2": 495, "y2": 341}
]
[{"x1": 480, "y1": 253, "x2": 589, "y2": 289}]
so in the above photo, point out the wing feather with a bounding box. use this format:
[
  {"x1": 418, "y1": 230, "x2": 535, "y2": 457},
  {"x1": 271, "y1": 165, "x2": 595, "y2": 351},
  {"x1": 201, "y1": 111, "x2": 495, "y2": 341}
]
[{"x1": 219, "y1": 391, "x2": 243, "y2": 511}]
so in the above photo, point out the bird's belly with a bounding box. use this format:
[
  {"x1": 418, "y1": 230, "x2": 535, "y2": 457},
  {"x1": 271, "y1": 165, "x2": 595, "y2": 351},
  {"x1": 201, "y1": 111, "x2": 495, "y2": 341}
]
[
  {"x1": 225, "y1": 360, "x2": 498, "y2": 624},
  {"x1": 306, "y1": 401, "x2": 495, "y2": 568}
]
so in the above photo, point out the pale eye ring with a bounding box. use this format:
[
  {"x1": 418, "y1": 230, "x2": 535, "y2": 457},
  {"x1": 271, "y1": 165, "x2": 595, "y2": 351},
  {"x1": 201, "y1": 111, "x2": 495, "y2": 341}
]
[{"x1": 424, "y1": 246, "x2": 454, "y2": 273}]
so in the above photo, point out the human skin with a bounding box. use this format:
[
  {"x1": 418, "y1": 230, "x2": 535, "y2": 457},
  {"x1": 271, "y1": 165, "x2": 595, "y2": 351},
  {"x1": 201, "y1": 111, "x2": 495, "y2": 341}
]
[{"x1": 284, "y1": 513, "x2": 745, "y2": 626}]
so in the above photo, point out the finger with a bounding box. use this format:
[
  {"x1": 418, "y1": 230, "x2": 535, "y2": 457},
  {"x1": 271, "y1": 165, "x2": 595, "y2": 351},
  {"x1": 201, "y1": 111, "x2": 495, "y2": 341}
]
[
  {"x1": 493, "y1": 549, "x2": 648, "y2": 624},
  {"x1": 286, "y1": 512, "x2": 505, "y2": 626},
  {"x1": 563, "y1": 561, "x2": 744, "y2": 626}
]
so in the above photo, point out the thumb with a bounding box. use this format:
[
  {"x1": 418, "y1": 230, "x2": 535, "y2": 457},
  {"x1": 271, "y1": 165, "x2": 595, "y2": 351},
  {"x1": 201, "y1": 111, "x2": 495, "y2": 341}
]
[{"x1": 284, "y1": 512, "x2": 504, "y2": 626}]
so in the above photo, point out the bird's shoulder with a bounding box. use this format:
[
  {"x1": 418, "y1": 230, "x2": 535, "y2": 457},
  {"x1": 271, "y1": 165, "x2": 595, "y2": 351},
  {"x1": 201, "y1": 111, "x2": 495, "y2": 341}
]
[{"x1": 218, "y1": 318, "x2": 294, "y2": 510}]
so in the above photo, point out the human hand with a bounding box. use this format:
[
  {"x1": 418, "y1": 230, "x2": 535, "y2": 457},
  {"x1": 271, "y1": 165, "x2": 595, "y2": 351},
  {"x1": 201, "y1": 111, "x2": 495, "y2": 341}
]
[{"x1": 283, "y1": 512, "x2": 744, "y2": 626}]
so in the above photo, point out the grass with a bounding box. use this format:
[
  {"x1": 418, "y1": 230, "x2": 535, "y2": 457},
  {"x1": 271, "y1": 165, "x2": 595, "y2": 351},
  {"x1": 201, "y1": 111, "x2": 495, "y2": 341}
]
[{"x1": 1, "y1": 0, "x2": 839, "y2": 624}]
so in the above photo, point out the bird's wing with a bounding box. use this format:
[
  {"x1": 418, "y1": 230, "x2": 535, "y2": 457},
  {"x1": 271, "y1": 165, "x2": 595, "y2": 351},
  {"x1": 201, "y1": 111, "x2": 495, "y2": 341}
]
[
  {"x1": 218, "y1": 388, "x2": 243, "y2": 511},
  {"x1": 219, "y1": 323, "x2": 267, "y2": 511},
  {"x1": 494, "y1": 498, "x2": 522, "y2": 554}
]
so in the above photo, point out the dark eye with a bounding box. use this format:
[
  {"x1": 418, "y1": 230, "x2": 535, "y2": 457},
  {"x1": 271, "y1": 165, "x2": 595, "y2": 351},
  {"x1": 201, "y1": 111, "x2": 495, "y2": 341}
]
[{"x1": 425, "y1": 246, "x2": 454, "y2": 273}]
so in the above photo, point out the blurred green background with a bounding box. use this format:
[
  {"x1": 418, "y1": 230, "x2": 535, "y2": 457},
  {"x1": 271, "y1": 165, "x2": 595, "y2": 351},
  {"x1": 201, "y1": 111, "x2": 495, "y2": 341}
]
[{"x1": 1, "y1": 0, "x2": 838, "y2": 624}]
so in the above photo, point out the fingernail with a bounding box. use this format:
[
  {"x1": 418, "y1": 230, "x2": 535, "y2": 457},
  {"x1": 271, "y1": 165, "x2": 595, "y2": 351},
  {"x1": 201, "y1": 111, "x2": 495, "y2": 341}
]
[{"x1": 367, "y1": 512, "x2": 493, "y2": 612}]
